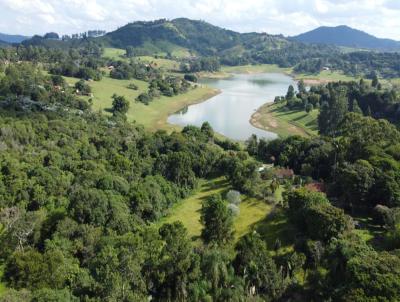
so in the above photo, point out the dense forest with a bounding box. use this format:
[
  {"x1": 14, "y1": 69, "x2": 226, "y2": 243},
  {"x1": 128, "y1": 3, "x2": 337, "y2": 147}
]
[
  {"x1": 276, "y1": 76, "x2": 400, "y2": 130},
  {"x1": 1, "y1": 19, "x2": 400, "y2": 301}
]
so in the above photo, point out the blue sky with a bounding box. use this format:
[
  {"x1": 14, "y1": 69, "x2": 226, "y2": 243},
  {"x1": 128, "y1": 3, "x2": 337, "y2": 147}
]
[{"x1": 1, "y1": 0, "x2": 399, "y2": 40}]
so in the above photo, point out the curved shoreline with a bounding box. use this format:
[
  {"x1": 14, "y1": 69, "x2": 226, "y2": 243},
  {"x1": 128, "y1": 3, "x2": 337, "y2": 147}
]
[
  {"x1": 167, "y1": 67, "x2": 326, "y2": 139},
  {"x1": 249, "y1": 102, "x2": 317, "y2": 138},
  {"x1": 163, "y1": 86, "x2": 221, "y2": 131}
]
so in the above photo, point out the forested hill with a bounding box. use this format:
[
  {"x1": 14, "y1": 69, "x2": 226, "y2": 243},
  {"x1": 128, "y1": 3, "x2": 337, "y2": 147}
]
[
  {"x1": 292, "y1": 25, "x2": 400, "y2": 51},
  {"x1": 22, "y1": 18, "x2": 293, "y2": 57},
  {"x1": 101, "y1": 18, "x2": 250, "y2": 55}
]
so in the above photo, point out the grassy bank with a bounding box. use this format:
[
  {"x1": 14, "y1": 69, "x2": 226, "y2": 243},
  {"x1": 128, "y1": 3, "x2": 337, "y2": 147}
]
[
  {"x1": 251, "y1": 102, "x2": 318, "y2": 137},
  {"x1": 160, "y1": 178, "x2": 275, "y2": 242},
  {"x1": 64, "y1": 75, "x2": 219, "y2": 132}
]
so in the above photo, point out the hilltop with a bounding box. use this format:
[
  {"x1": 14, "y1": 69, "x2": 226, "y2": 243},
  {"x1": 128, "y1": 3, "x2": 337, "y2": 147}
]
[{"x1": 292, "y1": 25, "x2": 400, "y2": 51}]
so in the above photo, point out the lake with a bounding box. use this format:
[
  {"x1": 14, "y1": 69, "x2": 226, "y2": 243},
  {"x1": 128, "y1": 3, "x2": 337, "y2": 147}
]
[{"x1": 168, "y1": 73, "x2": 294, "y2": 141}]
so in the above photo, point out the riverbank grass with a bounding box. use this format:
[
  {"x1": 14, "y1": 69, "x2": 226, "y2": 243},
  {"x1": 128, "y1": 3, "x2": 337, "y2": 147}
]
[{"x1": 251, "y1": 102, "x2": 319, "y2": 137}]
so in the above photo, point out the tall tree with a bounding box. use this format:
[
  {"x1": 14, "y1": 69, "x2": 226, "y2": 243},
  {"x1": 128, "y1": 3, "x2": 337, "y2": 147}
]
[{"x1": 200, "y1": 194, "x2": 234, "y2": 245}]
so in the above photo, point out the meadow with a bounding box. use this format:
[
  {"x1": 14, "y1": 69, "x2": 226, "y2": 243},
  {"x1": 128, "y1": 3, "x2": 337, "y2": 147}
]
[
  {"x1": 64, "y1": 74, "x2": 219, "y2": 132},
  {"x1": 160, "y1": 177, "x2": 291, "y2": 248}
]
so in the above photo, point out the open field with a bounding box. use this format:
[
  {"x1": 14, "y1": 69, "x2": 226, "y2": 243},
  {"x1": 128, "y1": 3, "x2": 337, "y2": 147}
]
[
  {"x1": 295, "y1": 70, "x2": 358, "y2": 85},
  {"x1": 137, "y1": 56, "x2": 180, "y2": 71},
  {"x1": 251, "y1": 102, "x2": 319, "y2": 137},
  {"x1": 222, "y1": 64, "x2": 292, "y2": 74},
  {"x1": 160, "y1": 177, "x2": 279, "y2": 243},
  {"x1": 64, "y1": 75, "x2": 219, "y2": 132},
  {"x1": 103, "y1": 48, "x2": 187, "y2": 70},
  {"x1": 103, "y1": 47, "x2": 127, "y2": 61}
]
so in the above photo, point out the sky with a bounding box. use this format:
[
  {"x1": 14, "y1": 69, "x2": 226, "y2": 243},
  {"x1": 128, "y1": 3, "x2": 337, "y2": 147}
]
[{"x1": 1, "y1": 0, "x2": 400, "y2": 40}]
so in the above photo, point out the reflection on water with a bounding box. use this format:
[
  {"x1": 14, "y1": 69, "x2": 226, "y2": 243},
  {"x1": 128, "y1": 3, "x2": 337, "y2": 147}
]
[{"x1": 168, "y1": 73, "x2": 294, "y2": 141}]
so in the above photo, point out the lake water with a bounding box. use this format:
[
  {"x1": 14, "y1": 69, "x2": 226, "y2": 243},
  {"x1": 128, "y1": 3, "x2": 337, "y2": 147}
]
[{"x1": 168, "y1": 73, "x2": 294, "y2": 141}]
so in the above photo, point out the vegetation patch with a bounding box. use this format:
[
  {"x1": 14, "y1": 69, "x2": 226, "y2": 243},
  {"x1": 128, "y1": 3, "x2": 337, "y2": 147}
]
[
  {"x1": 251, "y1": 102, "x2": 318, "y2": 137},
  {"x1": 64, "y1": 74, "x2": 219, "y2": 131},
  {"x1": 295, "y1": 70, "x2": 358, "y2": 85},
  {"x1": 162, "y1": 178, "x2": 274, "y2": 242}
]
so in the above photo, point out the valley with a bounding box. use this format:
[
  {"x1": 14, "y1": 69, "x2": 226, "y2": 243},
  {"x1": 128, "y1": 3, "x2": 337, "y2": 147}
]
[{"x1": 1, "y1": 11, "x2": 400, "y2": 302}]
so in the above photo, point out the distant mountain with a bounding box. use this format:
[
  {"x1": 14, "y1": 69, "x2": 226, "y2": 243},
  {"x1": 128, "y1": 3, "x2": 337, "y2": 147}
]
[
  {"x1": 100, "y1": 18, "x2": 289, "y2": 56},
  {"x1": 292, "y1": 25, "x2": 400, "y2": 51},
  {"x1": 0, "y1": 39, "x2": 9, "y2": 46},
  {"x1": 0, "y1": 33, "x2": 30, "y2": 44}
]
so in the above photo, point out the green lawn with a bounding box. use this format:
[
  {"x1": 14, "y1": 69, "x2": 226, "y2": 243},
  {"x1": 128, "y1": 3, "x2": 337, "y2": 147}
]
[
  {"x1": 64, "y1": 75, "x2": 219, "y2": 132},
  {"x1": 251, "y1": 102, "x2": 318, "y2": 138},
  {"x1": 160, "y1": 177, "x2": 274, "y2": 242},
  {"x1": 295, "y1": 70, "x2": 358, "y2": 84},
  {"x1": 103, "y1": 47, "x2": 127, "y2": 61},
  {"x1": 137, "y1": 56, "x2": 180, "y2": 71}
]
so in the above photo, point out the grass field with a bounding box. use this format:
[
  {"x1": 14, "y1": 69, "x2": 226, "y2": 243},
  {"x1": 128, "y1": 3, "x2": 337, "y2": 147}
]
[
  {"x1": 295, "y1": 70, "x2": 358, "y2": 85},
  {"x1": 161, "y1": 177, "x2": 279, "y2": 243},
  {"x1": 103, "y1": 48, "x2": 127, "y2": 61},
  {"x1": 103, "y1": 47, "x2": 185, "y2": 71},
  {"x1": 64, "y1": 75, "x2": 219, "y2": 132},
  {"x1": 251, "y1": 102, "x2": 319, "y2": 137},
  {"x1": 222, "y1": 64, "x2": 292, "y2": 74},
  {"x1": 137, "y1": 56, "x2": 180, "y2": 71}
]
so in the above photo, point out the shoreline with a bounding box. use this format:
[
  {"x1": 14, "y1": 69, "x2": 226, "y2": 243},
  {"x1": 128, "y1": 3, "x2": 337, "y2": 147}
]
[
  {"x1": 162, "y1": 86, "x2": 221, "y2": 132},
  {"x1": 166, "y1": 65, "x2": 331, "y2": 139},
  {"x1": 249, "y1": 102, "x2": 317, "y2": 138}
]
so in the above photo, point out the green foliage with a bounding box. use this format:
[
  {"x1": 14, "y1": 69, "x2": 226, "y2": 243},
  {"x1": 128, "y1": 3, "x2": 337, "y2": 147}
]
[
  {"x1": 74, "y1": 79, "x2": 91, "y2": 95},
  {"x1": 285, "y1": 188, "x2": 353, "y2": 242},
  {"x1": 234, "y1": 232, "x2": 288, "y2": 299},
  {"x1": 200, "y1": 194, "x2": 234, "y2": 245},
  {"x1": 111, "y1": 94, "x2": 130, "y2": 115}
]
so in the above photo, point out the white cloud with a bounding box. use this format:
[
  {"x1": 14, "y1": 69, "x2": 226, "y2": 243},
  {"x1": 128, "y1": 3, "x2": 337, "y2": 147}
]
[{"x1": 0, "y1": 0, "x2": 399, "y2": 40}]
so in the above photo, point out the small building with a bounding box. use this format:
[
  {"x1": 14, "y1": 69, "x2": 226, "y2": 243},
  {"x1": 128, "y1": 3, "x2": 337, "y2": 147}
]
[
  {"x1": 274, "y1": 168, "x2": 294, "y2": 180},
  {"x1": 305, "y1": 182, "x2": 326, "y2": 193}
]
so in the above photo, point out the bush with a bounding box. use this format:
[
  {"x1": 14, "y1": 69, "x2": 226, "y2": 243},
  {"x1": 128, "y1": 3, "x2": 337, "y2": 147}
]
[
  {"x1": 228, "y1": 203, "x2": 240, "y2": 216},
  {"x1": 127, "y1": 83, "x2": 138, "y2": 90},
  {"x1": 184, "y1": 74, "x2": 198, "y2": 82},
  {"x1": 305, "y1": 103, "x2": 314, "y2": 113},
  {"x1": 226, "y1": 190, "x2": 241, "y2": 205}
]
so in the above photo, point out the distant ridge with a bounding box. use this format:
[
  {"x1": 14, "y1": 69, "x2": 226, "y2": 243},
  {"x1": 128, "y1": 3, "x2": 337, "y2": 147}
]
[
  {"x1": 292, "y1": 25, "x2": 400, "y2": 51},
  {"x1": 0, "y1": 33, "x2": 30, "y2": 44}
]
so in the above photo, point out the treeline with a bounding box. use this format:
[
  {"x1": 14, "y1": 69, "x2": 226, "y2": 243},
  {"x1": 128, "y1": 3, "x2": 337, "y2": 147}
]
[
  {"x1": 180, "y1": 57, "x2": 221, "y2": 73},
  {"x1": 276, "y1": 78, "x2": 400, "y2": 133},
  {"x1": 136, "y1": 76, "x2": 191, "y2": 105},
  {"x1": 294, "y1": 51, "x2": 400, "y2": 78},
  {"x1": 245, "y1": 112, "x2": 400, "y2": 301}
]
